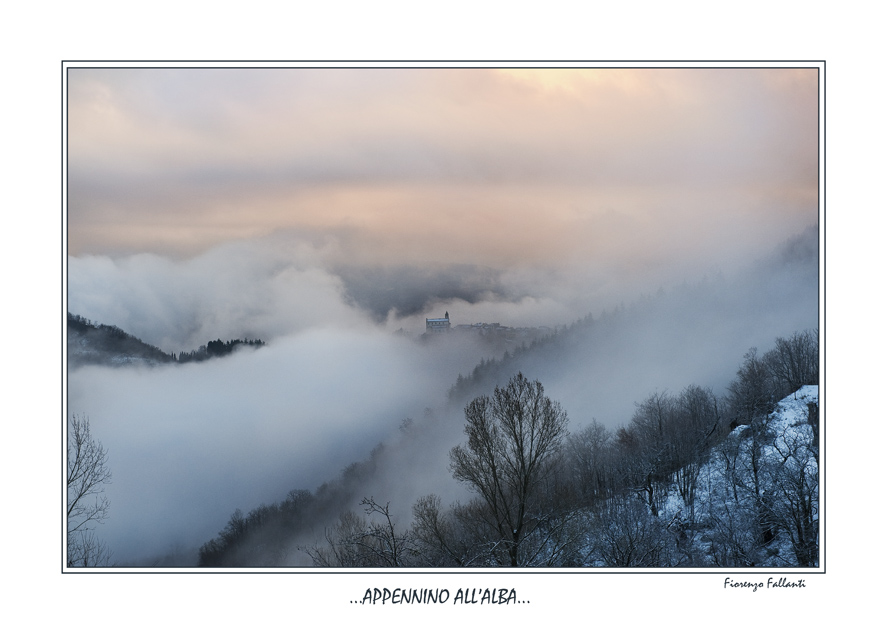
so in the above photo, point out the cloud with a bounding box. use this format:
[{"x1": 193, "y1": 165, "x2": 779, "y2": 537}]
[
  {"x1": 68, "y1": 67, "x2": 818, "y2": 263},
  {"x1": 66, "y1": 224, "x2": 819, "y2": 564},
  {"x1": 66, "y1": 323, "x2": 462, "y2": 563},
  {"x1": 67, "y1": 236, "x2": 367, "y2": 352}
]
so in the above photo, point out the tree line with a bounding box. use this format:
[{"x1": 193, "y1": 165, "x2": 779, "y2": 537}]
[
  {"x1": 198, "y1": 328, "x2": 819, "y2": 567},
  {"x1": 68, "y1": 312, "x2": 265, "y2": 365},
  {"x1": 175, "y1": 338, "x2": 266, "y2": 363}
]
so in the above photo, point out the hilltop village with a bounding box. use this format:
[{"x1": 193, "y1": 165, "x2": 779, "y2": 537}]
[{"x1": 421, "y1": 311, "x2": 552, "y2": 351}]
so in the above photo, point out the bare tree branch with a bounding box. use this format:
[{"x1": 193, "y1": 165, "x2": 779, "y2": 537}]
[{"x1": 67, "y1": 415, "x2": 113, "y2": 567}]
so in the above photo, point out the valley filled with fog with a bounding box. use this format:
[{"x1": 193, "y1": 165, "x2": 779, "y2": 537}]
[
  {"x1": 67, "y1": 225, "x2": 818, "y2": 564},
  {"x1": 64, "y1": 66, "x2": 820, "y2": 566}
]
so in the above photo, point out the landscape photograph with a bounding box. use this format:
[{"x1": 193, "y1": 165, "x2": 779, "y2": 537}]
[{"x1": 64, "y1": 63, "x2": 822, "y2": 570}]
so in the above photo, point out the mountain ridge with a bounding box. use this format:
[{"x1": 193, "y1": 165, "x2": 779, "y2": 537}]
[{"x1": 67, "y1": 313, "x2": 265, "y2": 367}]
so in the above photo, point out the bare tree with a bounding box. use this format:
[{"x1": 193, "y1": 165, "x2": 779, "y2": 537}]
[
  {"x1": 727, "y1": 348, "x2": 776, "y2": 502},
  {"x1": 763, "y1": 329, "x2": 819, "y2": 396},
  {"x1": 566, "y1": 420, "x2": 614, "y2": 506},
  {"x1": 672, "y1": 385, "x2": 721, "y2": 514},
  {"x1": 306, "y1": 510, "x2": 370, "y2": 567},
  {"x1": 307, "y1": 497, "x2": 415, "y2": 567},
  {"x1": 617, "y1": 391, "x2": 678, "y2": 517},
  {"x1": 763, "y1": 400, "x2": 819, "y2": 566},
  {"x1": 449, "y1": 373, "x2": 569, "y2": 566},
  {"x1": 591, "y1": 493, "x2": 675, "y2": 567},
  {"x1": 67, "y1": 415, "x2": 112, "y2": 566},
  {"x1": 411, "y1": 494, "x2": 483, "y2": 567}
]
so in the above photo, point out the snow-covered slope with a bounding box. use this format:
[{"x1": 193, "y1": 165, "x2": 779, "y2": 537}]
[{"x1": 658, "y1": 385, "x2": 819, "y2": 567}]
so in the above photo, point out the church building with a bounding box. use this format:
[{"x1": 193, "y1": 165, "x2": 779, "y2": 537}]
[{"x1": 425, "y1": 311, "x2": 451, "y2": 333}]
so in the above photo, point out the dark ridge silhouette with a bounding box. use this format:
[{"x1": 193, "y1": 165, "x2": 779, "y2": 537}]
[{"x1": 67, "y1": 313, "x2": 265, "y2": 367}]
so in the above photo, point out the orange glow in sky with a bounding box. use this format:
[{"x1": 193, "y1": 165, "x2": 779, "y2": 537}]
[{"x1": 67, "y1": 66, "x2": 819, "y2": 274}]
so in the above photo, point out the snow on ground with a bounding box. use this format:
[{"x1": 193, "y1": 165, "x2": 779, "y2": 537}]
[{"x1": 658, "y1": 385, "x2": 819, "y2": 567}]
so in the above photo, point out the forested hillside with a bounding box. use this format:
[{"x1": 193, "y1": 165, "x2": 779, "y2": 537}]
[
  {"x1": 198, "y1": 326, "x2": 818, "y2": 568},
  {"x1": 67, "y1": 313, "x2": 264, "y2": 367},
  {"x1": 447, "y1": 225, "x2": 819, "y2": 425},
  {"x1": 68, "y1": 313, "x2": 175, "y2": 367}
]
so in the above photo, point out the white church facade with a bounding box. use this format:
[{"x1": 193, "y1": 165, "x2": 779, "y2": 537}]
[{"x1": 425, "y1": 311, "x2": 451, "y2": 333}]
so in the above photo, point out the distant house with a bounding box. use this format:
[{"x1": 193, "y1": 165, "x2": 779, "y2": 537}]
[{"x1": 426, "y1": 311, "x2": 451, "y2": 333}]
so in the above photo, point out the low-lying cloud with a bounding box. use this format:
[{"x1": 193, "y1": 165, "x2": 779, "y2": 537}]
[
  {"x1": 67, "y1": 325, "x2": 466, "y2": 563},
  {"x1": 66, "y1": 225, "x2": 819, "y2": 564}
]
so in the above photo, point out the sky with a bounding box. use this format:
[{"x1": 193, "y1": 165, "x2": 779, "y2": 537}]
[
  {"x1": 64, "y1": 64, "x2": 821, "y2": 565},
  {"x1": 68, "y1": 67, "x2": 817, "y2": 263},
  {"x1": 67, "y1": 65, "x2": 819, "y2": 341}
]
